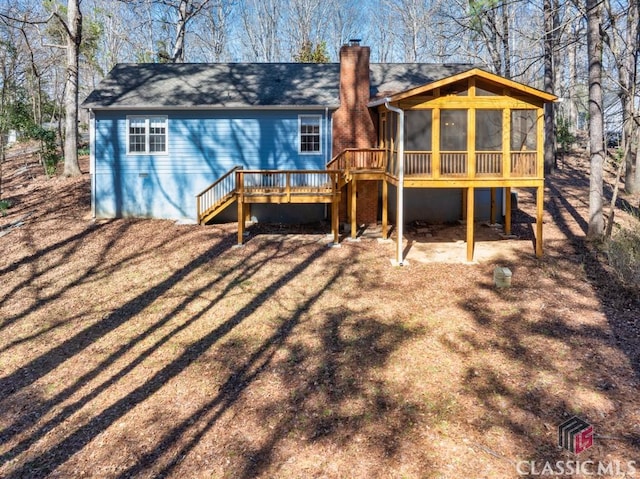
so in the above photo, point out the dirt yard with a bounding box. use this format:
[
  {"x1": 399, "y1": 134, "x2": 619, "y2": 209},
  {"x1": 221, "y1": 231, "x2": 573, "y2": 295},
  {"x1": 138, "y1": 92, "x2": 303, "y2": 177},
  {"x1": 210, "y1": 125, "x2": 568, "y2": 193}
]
[{"x1": 0, "y1": 148, "x2": 639, "y2": 478}]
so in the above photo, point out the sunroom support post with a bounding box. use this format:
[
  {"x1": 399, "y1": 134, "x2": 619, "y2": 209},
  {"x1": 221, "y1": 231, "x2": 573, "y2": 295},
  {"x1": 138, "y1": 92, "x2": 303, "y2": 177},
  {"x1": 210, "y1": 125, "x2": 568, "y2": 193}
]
[
  {"x1": 382, "y1": 179, "x2": 388, "y2": 239},
  {"x1": 536, "y1": 184, "x2": 544, "y2": 257},
  {"x1": 466, "y1": 186, "x2": 475, "y2": 262},
  {"x1": 505, "y1": 186, "x2": 512, "y2": 235}
]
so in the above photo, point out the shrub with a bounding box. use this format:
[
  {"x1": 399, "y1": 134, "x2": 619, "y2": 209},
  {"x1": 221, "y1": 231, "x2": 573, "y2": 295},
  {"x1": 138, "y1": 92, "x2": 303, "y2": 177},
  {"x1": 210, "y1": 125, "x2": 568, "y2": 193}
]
[
  {"x1": 26, "y1": 125, "x2": 60, "y2": 176},
  {"x1": 0, "y1": 199, "x2": 12, "y2": 216},
  {"x1": 606, "y1": 222, "x2": 640, "y2": 287}
]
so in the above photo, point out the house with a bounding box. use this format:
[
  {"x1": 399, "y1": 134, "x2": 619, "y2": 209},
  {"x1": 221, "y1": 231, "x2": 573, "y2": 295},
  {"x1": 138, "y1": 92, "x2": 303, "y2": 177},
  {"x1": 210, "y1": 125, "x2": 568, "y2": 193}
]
[{"x1": 82, "y1": 41, "x2": 556, "y2": 262}]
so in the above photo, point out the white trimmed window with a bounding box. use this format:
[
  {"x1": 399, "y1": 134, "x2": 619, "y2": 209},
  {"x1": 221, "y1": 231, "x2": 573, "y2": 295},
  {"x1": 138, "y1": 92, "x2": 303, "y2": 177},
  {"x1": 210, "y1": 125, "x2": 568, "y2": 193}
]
[
  {"x1": 299, "y1": 115, "x2": 321, "y2": 154},
  {"x1": 127, "y1": 116, "x2": 168, "y2": 154}
]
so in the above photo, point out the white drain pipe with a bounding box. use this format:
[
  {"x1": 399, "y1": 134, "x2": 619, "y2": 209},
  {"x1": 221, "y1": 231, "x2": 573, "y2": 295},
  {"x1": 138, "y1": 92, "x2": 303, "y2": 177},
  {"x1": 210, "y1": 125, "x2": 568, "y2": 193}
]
[{"x1": 369, "y1": 97, "x2": 405, "y2": 265}]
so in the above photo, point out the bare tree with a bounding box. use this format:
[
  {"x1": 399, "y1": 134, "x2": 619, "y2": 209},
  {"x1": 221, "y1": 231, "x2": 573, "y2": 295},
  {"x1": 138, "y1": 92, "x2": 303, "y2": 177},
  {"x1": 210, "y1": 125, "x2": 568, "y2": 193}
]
[
  {"x1": 239, "y1": 0, "x2": 282, "y2": 61},
  {"x1": 604, "y1": 0, "x2": 640, "y2": 194},
  {"x1": 52, "y1": 0, "x2": 82, "y2": 177},
  {"x1": 587, "y1": 0, "x2": 605, "y2": 238},
  {"x1": 168, "y1": 0, "x2": 212, "y2": 62},
  {"x1": 382, "y1": 0, "x2": 434, "y2": 62},
  {"x1": 543, "y1": 0, "x2": 560, "y2": 173}
]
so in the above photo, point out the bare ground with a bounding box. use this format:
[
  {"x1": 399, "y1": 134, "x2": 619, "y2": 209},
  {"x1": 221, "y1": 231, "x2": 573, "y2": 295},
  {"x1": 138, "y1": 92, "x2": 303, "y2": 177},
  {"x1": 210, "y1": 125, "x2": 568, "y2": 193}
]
[{"x1": 0, "y1": 148, "x2": 639, "y2": 478}]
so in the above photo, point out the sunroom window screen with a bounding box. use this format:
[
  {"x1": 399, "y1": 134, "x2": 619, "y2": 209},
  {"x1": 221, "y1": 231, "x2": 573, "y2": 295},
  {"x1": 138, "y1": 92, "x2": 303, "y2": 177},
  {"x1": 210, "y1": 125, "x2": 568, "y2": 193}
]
[
  {"x1": 476, "y1": 110, "x2": 502, "y2": 151},
  {"x1": 405, "y1": 110, "x2": 432, "y2": 150},
  {"x1": 511, "y1": 110, "x2": 537, "y2": 151},
  {"x1": 440, "y1": 110, "x2": 467, "y2": 151}
]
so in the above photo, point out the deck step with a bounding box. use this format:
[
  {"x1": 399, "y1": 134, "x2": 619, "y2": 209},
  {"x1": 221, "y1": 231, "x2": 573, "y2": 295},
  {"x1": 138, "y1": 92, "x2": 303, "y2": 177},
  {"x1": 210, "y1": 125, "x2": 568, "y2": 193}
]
[{"x1": 199, "y1": 193, "x2": 237, "y2": 224}]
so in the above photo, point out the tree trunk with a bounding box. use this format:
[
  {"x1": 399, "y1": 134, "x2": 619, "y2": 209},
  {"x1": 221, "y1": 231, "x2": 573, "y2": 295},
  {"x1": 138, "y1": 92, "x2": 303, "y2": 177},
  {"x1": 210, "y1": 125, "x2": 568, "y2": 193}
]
[
  {"x1": 587, "y1": 0, "x2": 605, "y2": 239},
  {"x1": 623, "y1": 0, "x2": 639, "y2": 194},
  {"x1": 501, "y1": 0, "x2": 510, "y2": 79},
  {"x1": 568, "y1": 27, "x2": 579, "y2": 133},
  {"x1": 543, "y1": 0, "x2": 556, "y2": 174},
  {"x1": 63, "y1": 0, "x2": 82, "y2": 177},
  {"x1": 171, "y1": 0, "x2": 189, "y2": 62}
]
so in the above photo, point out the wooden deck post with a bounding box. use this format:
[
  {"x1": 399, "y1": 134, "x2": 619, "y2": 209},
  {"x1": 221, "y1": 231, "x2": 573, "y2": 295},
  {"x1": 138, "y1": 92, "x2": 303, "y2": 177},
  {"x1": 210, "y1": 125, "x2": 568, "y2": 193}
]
[
  {"x1": 505, "y1": 186, "x2": 512, "y2": 235},
  {"x1": 237, "y1": 199, "x2": 245, "y2": 245},
  {"x1": 466, "y1": 186, "x2": 475, "y2": 262},
  {"x1": 237, "y1": 171, "x2": 245, "y2": 245},
  {"x1": 382, "y1": 179, "x2": 388, "y2": 239},
  {"x1": 350, "y1": 178, "x2": 357, "y2": 239},
  {"x1": 332, "y1": 176, "x2": 340, "y2": 245},
  {"x1": 332, "y1": 196, "x2": 340, "y2": 244},
  {"x1": 490, "y1": 188, "x2": 497, "y2": 224},
  {"x1": 536, "y1": 184, "x2": 544, "y2": 257}
]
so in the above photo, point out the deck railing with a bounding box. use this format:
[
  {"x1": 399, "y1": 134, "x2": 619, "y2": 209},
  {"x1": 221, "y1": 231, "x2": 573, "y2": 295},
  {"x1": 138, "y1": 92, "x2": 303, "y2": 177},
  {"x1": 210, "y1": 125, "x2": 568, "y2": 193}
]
[
  {"x1": 239, "y1": 170, "x2": 339, "y2": 198},
  {"x1": 511, "y1": 151, "x2": 537, "y2": 176},
  {"x1": 440, "y1": 152, "x2": 468, "y2": 176},
  {"x1": 405, "y1": 151, "x2": 432, "y2": 175},
  {"x1": 476, "y1": 152, "x2": 503, "y2": 175},
  {"x1": 196, "y1": 165, "x2": 243, "y2": 221},
  {"x1": 327, "y1": 148, "x2": 387, "y2": 171},
  {"x1": 342, "y1": 148, "x2": 538, "y2": 179}
]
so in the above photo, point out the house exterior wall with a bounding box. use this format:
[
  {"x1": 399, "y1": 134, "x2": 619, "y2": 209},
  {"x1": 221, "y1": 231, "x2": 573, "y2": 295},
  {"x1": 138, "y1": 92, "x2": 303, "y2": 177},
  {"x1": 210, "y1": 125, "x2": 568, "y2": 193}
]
[
  {"x1": 93, "y1": 109, "x2": 331, "y2": 222},
  {"x1": 386, "y1": 187, "x2": 504, "y2": 223}
]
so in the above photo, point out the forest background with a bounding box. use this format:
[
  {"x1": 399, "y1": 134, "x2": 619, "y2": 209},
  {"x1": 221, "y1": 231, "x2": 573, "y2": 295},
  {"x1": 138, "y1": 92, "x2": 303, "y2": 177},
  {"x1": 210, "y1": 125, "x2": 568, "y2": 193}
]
[{"x1": 1, "y1": 0, "x2": 639, "y2": 238}]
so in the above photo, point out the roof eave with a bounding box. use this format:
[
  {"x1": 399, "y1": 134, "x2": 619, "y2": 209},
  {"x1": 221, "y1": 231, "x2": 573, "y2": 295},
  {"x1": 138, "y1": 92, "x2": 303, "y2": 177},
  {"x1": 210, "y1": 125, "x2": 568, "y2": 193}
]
[{"x1": 83, "y1": 104, "x2": 340, "y2": 111}]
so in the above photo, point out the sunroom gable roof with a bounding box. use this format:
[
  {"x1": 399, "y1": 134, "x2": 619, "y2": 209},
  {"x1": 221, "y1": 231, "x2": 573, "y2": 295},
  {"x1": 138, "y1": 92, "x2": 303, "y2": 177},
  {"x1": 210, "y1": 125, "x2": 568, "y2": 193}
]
[{"x1": 383, "y1": 68, "x2": 557, "y2": 104}]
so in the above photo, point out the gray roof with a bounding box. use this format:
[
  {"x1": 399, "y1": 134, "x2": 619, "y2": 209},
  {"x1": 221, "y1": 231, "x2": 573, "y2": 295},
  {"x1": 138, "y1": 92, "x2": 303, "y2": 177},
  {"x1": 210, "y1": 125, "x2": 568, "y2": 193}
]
[{"x1": 82, "y1": 62, "x2": 477, "y2": 110}]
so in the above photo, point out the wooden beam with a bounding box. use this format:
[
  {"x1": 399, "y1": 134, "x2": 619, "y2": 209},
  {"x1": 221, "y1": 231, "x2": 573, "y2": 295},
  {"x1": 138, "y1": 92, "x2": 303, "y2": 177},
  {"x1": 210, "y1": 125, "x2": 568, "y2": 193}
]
[
  {"x1": 351, "y1": 178, "x2": 357, "y2": 239},
  {"x1": 404, "y1": 97, "x2": 544, "y2": 110},
  {"x1": 536, "y1": 185, "x2": 544, "y2": 257},
  {"x1": 502, "y1": 108, "x2": 511, "y2": 179},
  {"x1": 237, "y1": 198, "x2": 245, "y2": 245},
  {"x1": 468, "y1": 108, "x2": 476, "y2": 178},
  {"x1": 237, "y1": 171, "x2": 244, "y2": 245},
  {"x1": 467, "y1": 186, "x2": 475, "y2": 261},
  {"x1": 402, "y1": 177, "x2": 543, "y2": 188},
  {"x1": 382, "y1": 179, "x2": 388, "y2": 239},
  {"x1": 432, "y1": 108, "x2": 441, "y2": 179},
  {"x1": 505, "y1": 186, "x2": 512, "y2": 235},
  {"x1": 332, "y1": 192, "x2": 339, "y2": 244}
]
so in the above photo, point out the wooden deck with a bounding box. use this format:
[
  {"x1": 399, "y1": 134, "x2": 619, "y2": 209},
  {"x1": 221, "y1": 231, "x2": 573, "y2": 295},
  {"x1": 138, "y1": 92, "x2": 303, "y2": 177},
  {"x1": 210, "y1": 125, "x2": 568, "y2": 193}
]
[{"x1": 196, "y1": 147, "x2": 544, "y2": 261}]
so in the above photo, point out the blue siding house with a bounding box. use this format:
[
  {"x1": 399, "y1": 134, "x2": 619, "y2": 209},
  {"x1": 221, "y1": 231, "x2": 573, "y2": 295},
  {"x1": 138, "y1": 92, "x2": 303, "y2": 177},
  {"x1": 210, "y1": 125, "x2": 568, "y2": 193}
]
[
  {"x1": 82, "y1": 46, "x2": 478, "y2": 224},
  {"x1": 83, "y1": 43, "x2": 555, "y2": 263}
]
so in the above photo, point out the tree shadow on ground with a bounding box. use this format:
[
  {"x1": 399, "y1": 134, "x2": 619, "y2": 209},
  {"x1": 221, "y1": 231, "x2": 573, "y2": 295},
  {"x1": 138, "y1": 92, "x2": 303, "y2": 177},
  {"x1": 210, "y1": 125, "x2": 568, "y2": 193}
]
[{"x1": 446, "y1": 165, "x2": 640, "y2": 473}]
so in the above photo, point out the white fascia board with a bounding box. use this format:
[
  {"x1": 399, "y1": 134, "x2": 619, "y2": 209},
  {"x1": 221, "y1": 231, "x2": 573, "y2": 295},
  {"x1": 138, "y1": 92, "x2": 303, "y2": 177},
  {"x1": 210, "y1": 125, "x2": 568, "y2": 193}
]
[{"x1": 85, "y1": 104, "x2": 340, "y2": 111}]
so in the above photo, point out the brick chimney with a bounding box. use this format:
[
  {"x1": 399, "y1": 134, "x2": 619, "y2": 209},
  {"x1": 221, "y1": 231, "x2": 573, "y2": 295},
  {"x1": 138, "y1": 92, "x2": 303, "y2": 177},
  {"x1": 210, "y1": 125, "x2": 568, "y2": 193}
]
[
  {"x1": 333, "y1": 41, "x2": 379, "y2": 226},
  {"x1": 332, "y1": 42, "x2": 377, "y2": 156}
]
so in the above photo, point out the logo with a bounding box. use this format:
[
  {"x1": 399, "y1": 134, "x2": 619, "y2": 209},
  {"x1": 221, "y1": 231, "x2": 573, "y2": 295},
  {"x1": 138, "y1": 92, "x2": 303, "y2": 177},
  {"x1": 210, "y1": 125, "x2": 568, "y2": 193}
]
[{"x1": 558, "y1": 416, "x2": 594, "y2": 454}]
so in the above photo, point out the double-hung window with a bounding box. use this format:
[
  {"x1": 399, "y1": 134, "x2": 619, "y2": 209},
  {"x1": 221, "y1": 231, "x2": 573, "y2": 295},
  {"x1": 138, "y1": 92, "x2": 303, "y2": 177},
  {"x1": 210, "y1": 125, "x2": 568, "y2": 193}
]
[
  {"x1": 127, "y1": 116, "x2": 168, "y2": 154},
  {"x1": 299, "y1": 115, "x2": 321, "y2": 154}
]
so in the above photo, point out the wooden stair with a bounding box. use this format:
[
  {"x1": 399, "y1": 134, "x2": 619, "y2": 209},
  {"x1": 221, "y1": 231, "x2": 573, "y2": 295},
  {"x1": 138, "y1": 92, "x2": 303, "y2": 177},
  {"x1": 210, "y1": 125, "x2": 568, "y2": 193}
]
[{"x1": 196, "y1": 166, "x2": 242, "y2": 225}]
